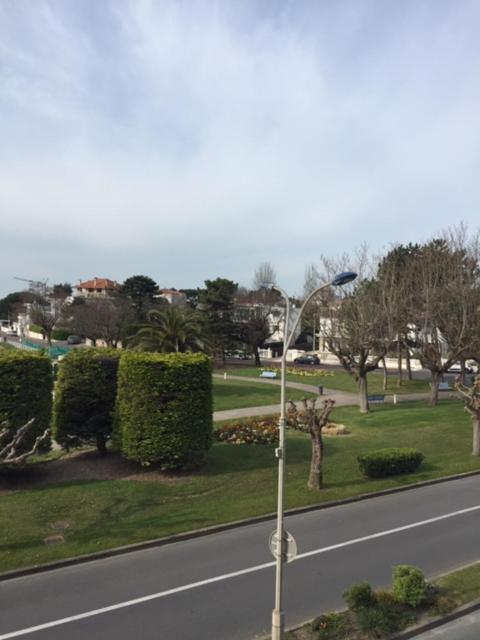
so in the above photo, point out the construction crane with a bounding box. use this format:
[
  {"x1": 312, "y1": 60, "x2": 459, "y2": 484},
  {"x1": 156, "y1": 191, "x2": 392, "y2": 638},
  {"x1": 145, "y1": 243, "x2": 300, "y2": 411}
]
[{"x1": 13, "y1": 277, "x2": 49, "y2": 297}]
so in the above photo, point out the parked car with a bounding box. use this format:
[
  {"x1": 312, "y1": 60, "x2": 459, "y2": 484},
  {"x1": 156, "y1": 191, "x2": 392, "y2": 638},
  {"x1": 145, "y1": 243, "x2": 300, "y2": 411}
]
[
  {"x1": 447, "y1": 362, "x2": 474, "y2": 374},
  {"x1": 66, "y1": 335, "x2": 82, "y2": 345},
  {"x1": 293, "y1": 354, "x2": 320, "y2": 365}
]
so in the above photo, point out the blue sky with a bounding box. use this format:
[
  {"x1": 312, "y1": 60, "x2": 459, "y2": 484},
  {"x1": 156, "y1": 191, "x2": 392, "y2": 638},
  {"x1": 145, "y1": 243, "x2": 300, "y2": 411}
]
[{"x1": 1, "y1": 0, "x2": 480, "y2": 298}]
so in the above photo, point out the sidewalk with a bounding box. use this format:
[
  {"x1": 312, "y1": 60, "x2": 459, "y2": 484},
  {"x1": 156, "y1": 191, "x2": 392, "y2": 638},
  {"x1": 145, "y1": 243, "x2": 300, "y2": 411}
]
[{"x1": 213, "y1": 373, "x2": 358, "y2": 421}]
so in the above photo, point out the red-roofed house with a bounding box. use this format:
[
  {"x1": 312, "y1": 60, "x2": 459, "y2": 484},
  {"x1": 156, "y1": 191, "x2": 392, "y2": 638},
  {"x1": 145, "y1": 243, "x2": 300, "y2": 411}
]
[{"x1": 75, "y1": 277, "x2": 119, "y2": 299}]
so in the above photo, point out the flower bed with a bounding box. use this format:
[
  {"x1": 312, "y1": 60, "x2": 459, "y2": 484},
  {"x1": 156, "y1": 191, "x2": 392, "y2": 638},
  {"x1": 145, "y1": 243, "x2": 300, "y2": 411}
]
[{"x1": 215, "y1": 417, "x2": 279, "y2": 444}]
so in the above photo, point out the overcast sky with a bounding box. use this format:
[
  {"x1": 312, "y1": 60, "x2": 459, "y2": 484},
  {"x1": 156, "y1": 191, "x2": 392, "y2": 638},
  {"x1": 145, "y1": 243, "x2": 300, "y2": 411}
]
[{"x1": 1, "y1": 0, "x2": 480, "y2": 298}]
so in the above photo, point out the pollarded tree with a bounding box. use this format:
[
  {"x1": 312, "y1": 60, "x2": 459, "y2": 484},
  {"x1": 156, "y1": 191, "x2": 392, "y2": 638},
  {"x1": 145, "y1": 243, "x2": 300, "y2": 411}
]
[
  {"x1": 0, "y1": 419, "x2": 50, "y2": 467},
  {"x1": 30, "y1": 298, "x2": 65, "y2": 345},
  {"x1": 318, "y1": 248, "x2": 397, "y2": 413},
  {"x1": 455, "y1": 375, "x2": 480, "y2": 456},
  {"x1": 287, "y1": 398, "x2": 335, "y2": 490}
]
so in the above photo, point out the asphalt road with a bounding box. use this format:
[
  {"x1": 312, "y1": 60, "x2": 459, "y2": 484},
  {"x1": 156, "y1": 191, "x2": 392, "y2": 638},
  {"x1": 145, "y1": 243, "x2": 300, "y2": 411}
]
[{"x1": 2, "y1": 475, "x2": 480, "y2": 640}]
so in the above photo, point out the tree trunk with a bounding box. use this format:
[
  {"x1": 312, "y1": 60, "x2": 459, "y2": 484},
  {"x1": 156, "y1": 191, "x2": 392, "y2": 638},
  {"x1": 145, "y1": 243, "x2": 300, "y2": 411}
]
[
  {"x1": 473, "y1": 418, "x2": 480, "y2": 456},
  {"x1": 382, "y1": 357, "x2": 388, "y2": 391},
  {"x1": 308, "y1": 431, "x2": 323, "y2": 490},
  {"x1": 397, "y1": 340, "x2": 403, "y2": 388},
  {"x1": 460, "y1": 359, "x2": 466, "y2": 385},
  {"x1": 96, "y1": 434, "x2": 108, "y2": 456},
  {"x1": 406, "y1": 347, "x2": 412, "y2": 380},
  {"x1": 359, "y1": 375, "x2": 369, "y2": 413},
  {"x1": 253, "y1": 344, "x2": 261, "y2": 367},
  {"x1": 429, "y1": 371, "x2": 440, "y2": 406}
]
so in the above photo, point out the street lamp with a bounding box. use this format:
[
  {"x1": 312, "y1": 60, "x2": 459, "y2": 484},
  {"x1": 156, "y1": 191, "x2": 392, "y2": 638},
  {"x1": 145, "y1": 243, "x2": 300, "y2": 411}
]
[{"x1": 269, "y1": 271, "x2": 357, "y2": 640}]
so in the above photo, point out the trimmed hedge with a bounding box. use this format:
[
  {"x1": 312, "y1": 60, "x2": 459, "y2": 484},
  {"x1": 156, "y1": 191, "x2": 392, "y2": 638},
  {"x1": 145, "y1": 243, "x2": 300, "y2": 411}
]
[
  {"x1": 115, "y1": 352, "x2": 213, "y2": 469},
  {"x1": 358, "y1": 448, "x2": 424, "y2": 478},
  {"x1": 53, "y1": 348, "x2": 121, "y2": 454},
  {"x1": 0, "y1": 349, "x2": 52, "y2": 451}
]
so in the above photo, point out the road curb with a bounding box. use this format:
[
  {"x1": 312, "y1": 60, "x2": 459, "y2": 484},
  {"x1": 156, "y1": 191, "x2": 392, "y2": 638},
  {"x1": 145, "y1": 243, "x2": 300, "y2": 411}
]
[
  {"x1": 388, "y1": 597, "x2": 480, "y2": 639},
  {"x1": 2, "y1": 468, "x2": 480, "y2": 583}
]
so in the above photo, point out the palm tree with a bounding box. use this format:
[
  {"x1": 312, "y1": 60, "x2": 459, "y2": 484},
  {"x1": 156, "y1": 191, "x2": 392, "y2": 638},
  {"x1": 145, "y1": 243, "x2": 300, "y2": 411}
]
[{"x1": 127, "y1": 306, "x2": 209, "y2": 353}]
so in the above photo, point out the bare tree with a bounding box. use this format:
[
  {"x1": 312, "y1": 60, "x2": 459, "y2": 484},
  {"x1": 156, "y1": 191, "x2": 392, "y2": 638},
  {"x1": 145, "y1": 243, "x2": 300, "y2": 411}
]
[
  {"x1": 318, "y1": 247, "x2": 397, "y2": 413},
  {"x1": 253, "y1": 261, "x2": 277, "y2": 289},
  {"x1": 70, "y1": 297, "x2": 135, "y2": 347},
  {"x1": 0, "y1": 419, "x2": 50, "y2": 467},
  {"x1": 455, "y1": 375, "x2": 480, "y2": 456},
  {"x1": 287, "y1": 398, "x2": 335, "y2": 490},
  {"x1": 30, "y1": 299, "x2": 65, "y2": 345},
  {"x1": 407, "y1": 231, "x2": 480, "y2": 405}
]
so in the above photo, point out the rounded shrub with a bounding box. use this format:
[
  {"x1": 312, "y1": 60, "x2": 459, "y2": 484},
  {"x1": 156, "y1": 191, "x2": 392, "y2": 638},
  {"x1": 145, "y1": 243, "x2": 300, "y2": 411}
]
[
  {"x1": 115, "y1": 352, "x2": 213, "y2": 469},
  {"x1": 343, "y1": 582, "x2": 376, "y2": 611},
  {"x1": 358, "y1": 448, "x2": 424, "y2": 478},
  {"x1": 392, "y1": 565, "x2": 428, "y2": 607},
  {"x1": 53, "y1": 348, "x2": 121, "y2": 454},
  {"x1": 0, "y1": 349, "x2": 52, "y2": 451},
  {"x1": 52, "y1": 328, "x2": 70, "y2": 341}
]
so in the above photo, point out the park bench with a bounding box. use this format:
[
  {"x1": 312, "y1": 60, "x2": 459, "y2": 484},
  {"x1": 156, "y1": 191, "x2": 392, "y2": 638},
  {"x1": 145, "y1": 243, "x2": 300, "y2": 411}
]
[
  {"x1": 367, "y1": 394, "x2": 385, "y2": 403},
  {"x1": 438, "y1": 381, "x2": 452, "y2": 391},
  {"x1": 260, "y1": 371, "x2": 278, "y2": 379}
]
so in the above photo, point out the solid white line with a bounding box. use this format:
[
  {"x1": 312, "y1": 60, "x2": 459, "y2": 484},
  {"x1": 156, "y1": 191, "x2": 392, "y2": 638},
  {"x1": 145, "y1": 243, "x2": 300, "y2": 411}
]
[{"x1": 2, "y1": 503, "x2": 480, "y2": 638}]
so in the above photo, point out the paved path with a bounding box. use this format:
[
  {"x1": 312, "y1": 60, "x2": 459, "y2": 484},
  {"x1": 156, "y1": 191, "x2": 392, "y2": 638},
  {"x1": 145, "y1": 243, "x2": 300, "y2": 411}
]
[
  {"x1": 212, "y1": 373, "x2": 459, "y2": 421},
  {"x1": 2, "y1": 475, "x2": 480, "y2": 640},
  {"x1": 414, "y1": 610, "x2": 480, "y2": 639},
  {"x1": 213, "y1": 373, "x2": 357, "y2": 421}
]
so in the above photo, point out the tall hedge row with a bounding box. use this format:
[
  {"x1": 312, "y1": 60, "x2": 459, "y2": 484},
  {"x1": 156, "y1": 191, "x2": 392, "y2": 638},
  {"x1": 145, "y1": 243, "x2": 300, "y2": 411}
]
[
  {"x1": 115, "y1": 352, "x2": 213, "y2": 469},
  {"x1": 0, "y1": 350, "x2": 53, "y2": 451},
  {"x1": 53, "y1": 348, "x2": 121, "y2": 454}
]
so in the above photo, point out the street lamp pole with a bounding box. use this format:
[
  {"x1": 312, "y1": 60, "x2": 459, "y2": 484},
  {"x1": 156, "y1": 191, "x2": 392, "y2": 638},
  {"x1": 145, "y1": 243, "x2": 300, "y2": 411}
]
[{"x1": 270, "y1": 272, "x2": 357, "y2": 640}]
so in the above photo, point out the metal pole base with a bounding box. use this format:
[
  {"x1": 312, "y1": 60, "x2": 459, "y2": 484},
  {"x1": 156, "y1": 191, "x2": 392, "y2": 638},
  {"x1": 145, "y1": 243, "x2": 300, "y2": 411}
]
[{"x1": 271, "y1": 608, "x2": 284, "y2": 640}]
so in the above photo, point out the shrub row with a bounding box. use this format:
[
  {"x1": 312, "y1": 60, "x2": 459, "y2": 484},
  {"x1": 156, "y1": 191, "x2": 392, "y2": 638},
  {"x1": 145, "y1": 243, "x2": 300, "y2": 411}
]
[
  {"x1": 358, "y1": 447, "x2": 424, "y2": 478},
  {"x1": 339, "y1": 566, "x2": 428, "y2": 637},
  {"x1": 0, "y1": 350, "x2": 52, "y2": 451},
  {"x1": 215, "y1": 417, "x2": 278, "y2": 445}
]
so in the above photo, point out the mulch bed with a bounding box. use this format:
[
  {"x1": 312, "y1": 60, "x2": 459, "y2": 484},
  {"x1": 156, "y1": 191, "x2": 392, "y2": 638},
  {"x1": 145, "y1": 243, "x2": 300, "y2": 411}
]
[{"x1": 0, "y1": 449, "x2": 186, "y2": 495}]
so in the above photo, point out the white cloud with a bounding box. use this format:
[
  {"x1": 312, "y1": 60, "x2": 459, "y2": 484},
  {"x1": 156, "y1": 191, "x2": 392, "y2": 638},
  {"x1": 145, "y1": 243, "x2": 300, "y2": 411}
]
[{"x1": 1, "y1": 0, "x2": 480, "y2": 296}]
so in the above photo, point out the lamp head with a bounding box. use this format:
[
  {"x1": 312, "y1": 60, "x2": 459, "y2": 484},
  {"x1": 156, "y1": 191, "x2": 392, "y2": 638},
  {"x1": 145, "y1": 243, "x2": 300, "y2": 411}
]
[{"x1": 331, "y1": 271, "x2": 357, "y2": 287}]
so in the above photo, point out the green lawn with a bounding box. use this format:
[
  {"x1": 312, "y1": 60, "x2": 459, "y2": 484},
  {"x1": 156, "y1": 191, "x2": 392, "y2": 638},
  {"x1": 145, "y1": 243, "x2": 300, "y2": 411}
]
[
  {"x1": 223, "y1": 366, "x2": 430, "y2": 395},
  {"x1": 213, "y1": 377, "x2": 315, "y2": 411},
  {"x1": 0, "y1": 400, "x2": 478, "y2": 573}
]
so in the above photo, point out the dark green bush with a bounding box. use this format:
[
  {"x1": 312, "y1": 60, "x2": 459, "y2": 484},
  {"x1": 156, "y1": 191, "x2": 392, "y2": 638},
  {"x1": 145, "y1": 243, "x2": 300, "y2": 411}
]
[
  {"x1": 358, "y1": 448, "x2": 424, "y2": 478},
  {"x1": 312, "y1": 612, "x2": 349, "y2": 639},
  {"x1": 53, "y1": 348, "x2": 121, "y2": 454},
  {"x1": 28, "y1": 324, "x2": 44, "y2": 336},
  {"x1": 52, "y1": 328, "x2": 70, "y2": 341},
  {"x1": 214, "y1": 417, "x2": 278, "y2": 445},
  {"x1": 0, "y1": 350, "x2": 52, "y2": 451},
  {"x1": 392, "y1": 565, "x2": 428, "y2": 607},
  {"x1": 343, "y1": 582, "x2": 376, "y2": 611},
  {"x1": 115, "y1": 352, "x2": 213, "y2": 469}
]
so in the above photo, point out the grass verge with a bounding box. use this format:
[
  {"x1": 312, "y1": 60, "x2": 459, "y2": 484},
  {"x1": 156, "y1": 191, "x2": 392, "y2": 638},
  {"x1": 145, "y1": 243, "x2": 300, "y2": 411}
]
[
  {"x1": 0, "y1": 401, "x2": 478, "y2": 573},
  {"x1": 213, "y1": 377, "x2": 315, "y2": 411},
  {"x1": 223, "y1": 366, "x2": 430, "y2": 395}
]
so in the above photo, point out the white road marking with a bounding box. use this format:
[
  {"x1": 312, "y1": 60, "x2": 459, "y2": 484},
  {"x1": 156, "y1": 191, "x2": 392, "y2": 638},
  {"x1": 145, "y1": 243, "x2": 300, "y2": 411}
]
[{"x1": 2, "y1": 503, "x2": 480, "y2": 638}]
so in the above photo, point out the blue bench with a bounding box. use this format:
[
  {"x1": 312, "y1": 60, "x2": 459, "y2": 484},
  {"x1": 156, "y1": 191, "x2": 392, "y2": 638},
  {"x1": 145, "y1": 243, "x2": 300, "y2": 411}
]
[
  {"x1": 368, "y1": 394, "x2": 385, "y2": 403},
  {"x1": 438, "y1": 382, "x2": 452, "y2": 391},
  {"x1": 260, "y1": 371, "x2": 278, "y2": 379}
]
